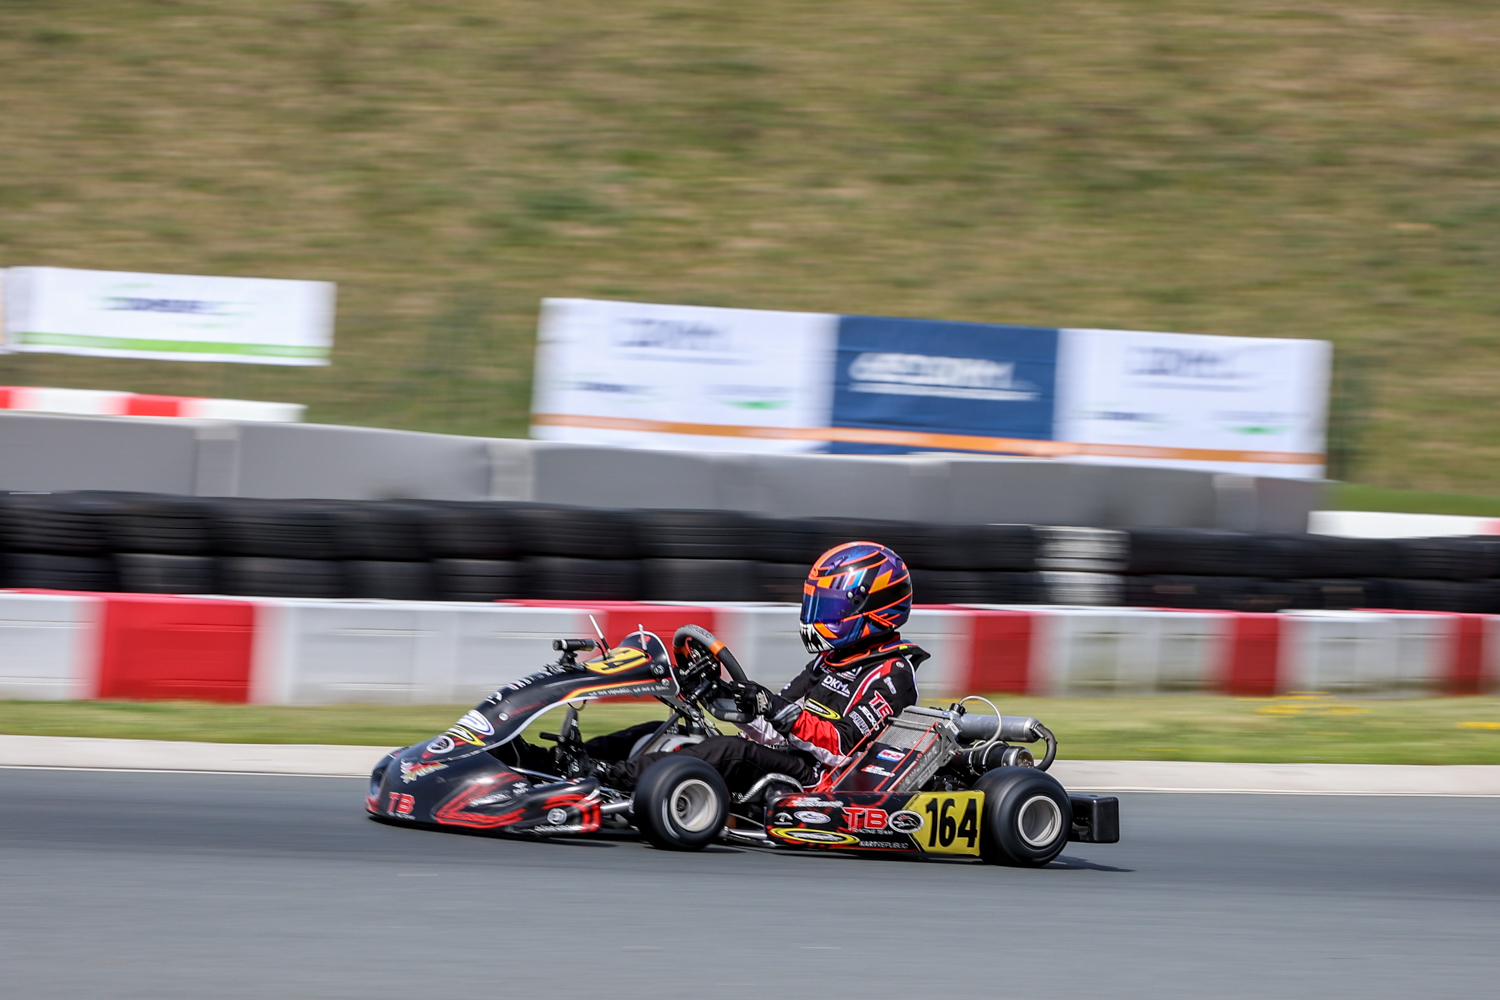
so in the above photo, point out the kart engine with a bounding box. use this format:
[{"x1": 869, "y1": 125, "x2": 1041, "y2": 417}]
[{"x1": 842, "y1": 704, "x2": 1059, "y2": 795}]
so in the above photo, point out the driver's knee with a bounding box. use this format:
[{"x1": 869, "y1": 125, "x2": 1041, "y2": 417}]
[{"x1": 675, "y1": 735, "x2": 749, "y2": 767}]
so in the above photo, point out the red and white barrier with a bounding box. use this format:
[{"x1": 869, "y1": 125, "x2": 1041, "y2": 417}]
[
  {"x1": 0, "y1": 386, "x2": 303, "y2": 422},
  {"x1": 0, "y1": 593, "x2": 98, "y2": 701},
  {"x1": 0, "y1": 592, "x2": 1496, "y2": 704}
]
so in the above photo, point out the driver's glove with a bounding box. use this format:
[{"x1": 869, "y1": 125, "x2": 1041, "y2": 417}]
[{"x1": 734, "y1": 681, "x2": 801, "y2": 735}]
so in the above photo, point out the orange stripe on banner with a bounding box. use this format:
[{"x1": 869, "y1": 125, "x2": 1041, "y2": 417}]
[{"x1": 531, "y1": 414, "x2": 1324, "y2": 465}]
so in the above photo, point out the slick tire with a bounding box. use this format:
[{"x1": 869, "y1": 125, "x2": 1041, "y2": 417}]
[
  {"x1": 974, "y1": 767, "x2": 1071, "y2": 868},
  {"x1": 633, "y1": 756, "x2": 729, "y2": 852},
  {"x1": 115, "y1": 553, "x2": 216, "y2": 594}
]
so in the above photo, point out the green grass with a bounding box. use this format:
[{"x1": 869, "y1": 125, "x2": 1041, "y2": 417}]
[
  {"x1": 6, "y1": 695, "x2": 1500, "y2": 765},
  {"x1": 1328, "y1": 483, "x2": 1500, "y2": 518},
  {"x1": 2, "y1": 3, "x2": 1500, "y2": 491}
]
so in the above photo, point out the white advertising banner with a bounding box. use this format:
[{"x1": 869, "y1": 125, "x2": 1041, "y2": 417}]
[
  {"x1": 1054, "y1": 328, "x2": 1331, "y2": 478},
  {"x1": 3, "y1": 267, "x2": 335, "y2": 365},
  {"x1": 530, "y1": 298, "x2": 838, "y2": 453}
]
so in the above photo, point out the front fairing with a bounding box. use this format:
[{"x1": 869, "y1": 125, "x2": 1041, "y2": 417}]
[
  {"x1": 407, "y1": 633, "x2": 676, "y2": 770},
  {"x1": 370, "y1": 744, "x2": 603, "y2": 833}
]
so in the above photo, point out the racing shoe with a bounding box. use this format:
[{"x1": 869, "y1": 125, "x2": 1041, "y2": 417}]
[{"x1": 589, "y1": 758, "x2": 627, "y2": 788}]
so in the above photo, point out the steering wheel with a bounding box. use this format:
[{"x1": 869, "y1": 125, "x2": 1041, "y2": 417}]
[{"x1": 671, "y1": 624, "x2": 749, "y2": 686}]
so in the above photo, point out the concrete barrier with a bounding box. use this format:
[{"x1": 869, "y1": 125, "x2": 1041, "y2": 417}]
[
  {"x1": 1, "y1": 591, "x2": 1494, "y2": 704},
  {"x1": 0, "y1": 411, "x2": 1323, "y2": 528}
]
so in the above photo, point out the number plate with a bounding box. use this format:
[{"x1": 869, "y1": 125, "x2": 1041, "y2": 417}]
[
  {"x1": 905, "y1": 793, "x2": 983, "y2": 855},
  {"x1": 764, "y1": 791, "x2": 983, "y2": 856}
]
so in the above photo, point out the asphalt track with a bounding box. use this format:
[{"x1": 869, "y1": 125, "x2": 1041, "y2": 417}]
[{"x1": 2, "y1": 769, "x2": 1497, "y2": 1000}]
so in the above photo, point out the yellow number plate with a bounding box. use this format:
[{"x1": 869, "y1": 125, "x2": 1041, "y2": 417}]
[{"x1": 905, "y1": 792, "x2": 983, "y2": 855}]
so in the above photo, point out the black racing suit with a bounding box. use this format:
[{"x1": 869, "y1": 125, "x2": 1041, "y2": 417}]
[{"x1": 616, "y1": 634, "x2": 928, "y2": 794}]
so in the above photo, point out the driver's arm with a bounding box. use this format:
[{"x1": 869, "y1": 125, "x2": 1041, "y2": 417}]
[
  {"x1": 762, "y1": 658, "x2": 919, "y2": 766},
  {"x1": 735, "y1": 660, "x2": 819, "y2": 747}
]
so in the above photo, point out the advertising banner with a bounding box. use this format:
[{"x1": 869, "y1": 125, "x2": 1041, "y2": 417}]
[
  {"x1": 1054, "y1": 328, "x2": 1331, "y2": 478},
  {"x1": 528, "y1": 300, "x2": 1331, "y2": 476},
  {"x1": 529, "y1": 298, "x2": 838, "y2": 453},
  {"x1": 3, "y1": 267, "x2": 335, "y2": 366},
  {"x1": 827, "y1": 316, "x2": 1060, "y2": 455}
]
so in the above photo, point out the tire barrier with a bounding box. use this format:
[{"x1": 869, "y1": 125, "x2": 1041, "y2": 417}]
[
  {"x1": 2, "y1": 492, "x2": 1500, "y2": 614},
  {"x1": 0, "y1": 592, "x2": 1493, "y2": 704}
]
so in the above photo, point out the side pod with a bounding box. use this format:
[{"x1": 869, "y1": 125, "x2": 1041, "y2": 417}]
[{"x1": 1068, "y1": 793, "x2": 1120, "y2": 844}]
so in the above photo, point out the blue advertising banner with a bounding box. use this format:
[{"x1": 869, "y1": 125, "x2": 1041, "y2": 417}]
[{"x1": 829, "y1": 315, "x2": 1059, "y2": 454}]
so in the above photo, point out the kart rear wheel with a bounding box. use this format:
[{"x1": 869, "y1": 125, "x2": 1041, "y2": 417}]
[
  {"x1": 634, "y1": 756, "x2": 729, "y2": 851},
  {"x1": 973, "y1": 767, "x2": 1071, "y2": 867}
]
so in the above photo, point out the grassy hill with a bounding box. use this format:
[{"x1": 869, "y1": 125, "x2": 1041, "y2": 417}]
[{"x1": 2, "y1": 1, "x2": 1498, "y2": 493}]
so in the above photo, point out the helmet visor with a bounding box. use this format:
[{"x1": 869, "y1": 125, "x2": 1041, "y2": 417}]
[{"x1": 800, "y1": 587, "x2": 866, "y2": 626}]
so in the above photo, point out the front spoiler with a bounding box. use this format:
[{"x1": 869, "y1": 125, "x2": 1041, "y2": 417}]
[{"x1": 367, "y1": 747, "x2": 609, "y2": 835}]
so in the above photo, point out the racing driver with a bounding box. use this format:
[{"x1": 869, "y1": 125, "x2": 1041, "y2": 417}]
[{"x1": 596, "y1": 542, "x2": 927, "y2": 796}]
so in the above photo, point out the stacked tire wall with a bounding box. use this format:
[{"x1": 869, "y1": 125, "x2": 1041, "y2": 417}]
[{"x1": 2, "y1": 492, "x2": 1498, "y2": 614}]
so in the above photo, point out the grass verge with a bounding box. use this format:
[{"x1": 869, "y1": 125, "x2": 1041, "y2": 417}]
[
  {"x1": 1327, "y1": 483, "x2": 1500, "y2": 518},
  {"x1": 5, "y1": 695, "x2": 1500, "y2": 765},
  {"x1": 2, "y1": 3, "x2": 1499, "y2": 491}
]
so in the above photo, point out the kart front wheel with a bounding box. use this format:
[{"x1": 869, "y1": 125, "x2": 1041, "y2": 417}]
[
  {"x1": 634, "y1": 756, "x2": 729, "y2": 851},
  {"x1": 973, "y1": 767, "x2": 1071, "y2": 867}
]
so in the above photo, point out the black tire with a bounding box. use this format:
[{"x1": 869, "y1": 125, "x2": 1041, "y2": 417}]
[
  {"x1": 974, "y1": 767, "x2": 1071, "y2": 867},
  {"x1": 1126, "y1": 529, "x2": 1251, "y2": 576},
  {"x1": 1239, "y1": 533, "x2": 1312, "y2": 580},
  {"x1": 1302, "y1": 535, "x2": 1400, "y2": 579},
  {"x1": 433, "y1": 559, "x2": 524, "y2": 601},
  {"x1": 512, "y1": 505, "x2": 638, "y2": 559},
  {"x1": 981, "y1": 570, "x2": 1046, "y2": 604},
  {"x1": 745, "y1": 516, "x2": 828, "y2": 566},
  {"x1": 115, "y1": 553, "x2": 216, "y2": 594},
  {"x1": 218, "y1": 556, "x2": 348, "y2": 598},
  {"x1": 810, "y1": 516, "x2": 925, "y2": 562},
  {"x1": 416, "y1": 502, "x2": 520, "y2": 560},
  {"x1": 211, "y1": 500, "x2": 346, "y2": 560},
  {"x1": 631, "y1": 509, "x2": 754, "y2": 560},
  {"x1": 641, "y1": 558, "x2": 757, "y2": 602},
  {"x1": 633, "y1": 756, "x2": 729, "y2": 851},
  {"x1": 1393, "y1": 538, "x2": 1491, "y2": 582},
  {"x1": 346, "y1": 560, "x2": 438, "y2": 600},
  {"x1": 1381, "y1": 578, "x2": 1492, "y2": 613},
  {"x1": 1294, "y1": 578, "x2": 1370, "y2": 610},
  {"x1": 4, "y1": 552, "x2": 118, "y2": 591},
  {"x1": 0, "y1": 493, "x2": 119, "y2": 555},
  {"x1": 523, "y1": 556, "x2": 640, "y2": 600},
  {"x1": 755, "y1": 562, "x2": 809, "y2": 603},
  {"x1": 109, "y1": 494, "x2": 216, "y2": 556},
  {"x1": 1125, "y1": 574, "x2": 1262, "y2": 610},
  {"x1": 812, "y1": 520, "x2": 1039, "y2": 572},
  {"x1": 330, "y1": 502, "x2": 431, "y2": 562},
  {"x1": 910, "y1": 568, "x2": 991, "y2": 604}
]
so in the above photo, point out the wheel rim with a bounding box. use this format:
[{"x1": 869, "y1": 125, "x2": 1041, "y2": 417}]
[
  {"x1": 668, "y1": 778, "x2": 718, "y2": 833},
  {"x1": 1016, "y1": 794, "x2": 1063, "y2": 848}
]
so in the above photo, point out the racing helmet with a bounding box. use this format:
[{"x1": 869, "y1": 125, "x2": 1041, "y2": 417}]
[{"x1": 799, "y1": 541, "x2": 912, "y2": 654}]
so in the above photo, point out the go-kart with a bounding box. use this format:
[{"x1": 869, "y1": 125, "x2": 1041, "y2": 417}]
[{"x1": 367, "y1": 624, "x2": 1119, "y2": 866}]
